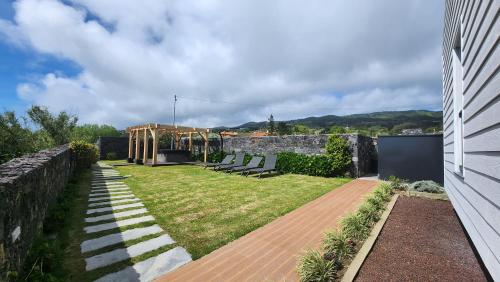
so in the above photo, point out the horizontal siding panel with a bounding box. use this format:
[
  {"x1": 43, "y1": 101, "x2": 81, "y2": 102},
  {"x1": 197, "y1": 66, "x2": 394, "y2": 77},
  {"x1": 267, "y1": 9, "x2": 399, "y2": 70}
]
[
  {"x1": 444, "y1": 168, "x2": 500, "y2": 255},
  {"x1": 464, "y1": 10, "x2": 499, "y2": 81},
  {"x1": 463, "y1": 0, "x2": 482, "y2": 50},
  {"x1": 464, "y1": 43, "x2": 500, "y2": 97},
  {"x1": 464, "y1": 124, "x2": 500, "y2": 152},
  {"x1": 464, "y1": 94, "x2": 500, "y2": 136},
  {"x1": 444, "y1": 142, "x2": 454, "y2": 153},
  {"x1": 464, "y1": 71, "x2": 500, "y2": 120},
  {"x1": 464, "y1": 1, "x2": 498, "y2": 68},
  {"x1": 464, "y1": 152, "x2": 500, "y2": 184},
  {"x1": 444, "y1": 175, "x2": 500, "y2": 281},
  {"x1": 444, "y1": 152, "x2": 454, "y2": 163},
  {"x1": 445, "y1": 162, "x2": 500, "y2": 236}
]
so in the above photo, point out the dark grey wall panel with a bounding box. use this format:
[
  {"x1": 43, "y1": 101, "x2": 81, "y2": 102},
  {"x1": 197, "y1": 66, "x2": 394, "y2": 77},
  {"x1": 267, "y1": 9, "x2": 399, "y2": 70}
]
[{"x1": 378, "y1": 135, "x2": 444, "y2": 184}]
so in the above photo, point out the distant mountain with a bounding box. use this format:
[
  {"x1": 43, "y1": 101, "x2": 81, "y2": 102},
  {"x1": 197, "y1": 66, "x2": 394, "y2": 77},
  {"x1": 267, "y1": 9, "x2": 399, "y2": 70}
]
[{"x1": 223, "y1": 110, "x2": 443, "y2": 131}]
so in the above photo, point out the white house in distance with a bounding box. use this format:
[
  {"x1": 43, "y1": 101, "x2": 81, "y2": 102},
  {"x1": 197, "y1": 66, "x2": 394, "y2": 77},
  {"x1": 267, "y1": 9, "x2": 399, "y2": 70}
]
[{"x1": 442, "y1": 0, "x2": 499, "y2": 280}]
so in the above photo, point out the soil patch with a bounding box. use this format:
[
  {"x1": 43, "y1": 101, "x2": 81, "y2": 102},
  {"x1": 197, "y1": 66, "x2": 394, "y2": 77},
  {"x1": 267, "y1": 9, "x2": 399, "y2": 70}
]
[{"x1": 355, "y1": 196, "x2": 488, "y2": 282}]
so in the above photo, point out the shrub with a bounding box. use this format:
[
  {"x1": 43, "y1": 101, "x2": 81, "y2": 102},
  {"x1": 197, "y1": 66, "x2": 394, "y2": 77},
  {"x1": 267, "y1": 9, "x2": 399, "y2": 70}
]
[
  {"x1": 388, "y1": 175, "x2": 408, "y2": 191},
  {"x1": 325, "y1": 135, "x2": 352, "y2": 175},
  {"x1": 106, "y1": 152, "x2": 118, "y2": 160},
  {"x1": 323, "y1": 230, "x2": 354, "y2": 263},
  {"x1": 69, "y1": 140, "x2": 98, "y2": 171},
  {"x1": 297, "y1": 250, "x2": 336, "y2": 282},
  {"x1": 409, "y1": 180, "x2": 444, "y2": 193},
  {"x1": 357, "y1": 202, "x2": 381, "y2": 227},
  {"x1": 341, "y1": 213, "x2": 370, "y2": 242},
  {"x1": 277, "y1": 152, "x2": 347, "y2": 177}
]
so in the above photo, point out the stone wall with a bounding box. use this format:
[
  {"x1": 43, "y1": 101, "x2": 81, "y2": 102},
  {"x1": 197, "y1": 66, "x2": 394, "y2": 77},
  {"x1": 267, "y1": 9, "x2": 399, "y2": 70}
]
[
  {"x1": 188, "y1": 134, "x2": 377, "y2": 177},
  {"x1": 96, "y1": 136, "x2": 129, "y2": 160},
  {"x1": 0, "y1": 146, "x2": 74, "y2": 278}
]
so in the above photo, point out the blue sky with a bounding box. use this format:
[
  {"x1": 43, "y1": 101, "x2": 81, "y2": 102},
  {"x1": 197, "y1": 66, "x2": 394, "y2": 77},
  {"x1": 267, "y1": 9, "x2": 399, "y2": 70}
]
[{"x1": 0, "y1": 0, "x2": 444, "y2": 128}]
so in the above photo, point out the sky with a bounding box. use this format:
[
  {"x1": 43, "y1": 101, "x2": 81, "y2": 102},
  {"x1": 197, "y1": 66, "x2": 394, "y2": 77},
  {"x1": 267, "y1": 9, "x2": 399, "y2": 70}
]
[{"x1": 0, "y1": 0, "x2": 444, "y2": 129}]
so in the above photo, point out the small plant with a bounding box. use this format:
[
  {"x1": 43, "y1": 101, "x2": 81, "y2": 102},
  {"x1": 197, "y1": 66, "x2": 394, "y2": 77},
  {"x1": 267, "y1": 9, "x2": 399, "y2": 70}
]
[
  {"x1": 409, "y1": 180, "x2": 444, "y2": 193},
  {"x1": 297, "y1": 249, "x2": 336, "y2": 282},
  {"x1": 323, "y1": 230, "x2": 354, "y2": 263},
  {"x1": 341, "y1": 213, "x2": 370, "y2": 242},
  {"x1": 357, "y1": 202, "x2": 381, "y2": 227},
  {"x1": 388, "y1": 175, "x2": 408, "y2": 191},
  {"x1": 106, "y1": 151, "x2": 118, "y2": 160}
]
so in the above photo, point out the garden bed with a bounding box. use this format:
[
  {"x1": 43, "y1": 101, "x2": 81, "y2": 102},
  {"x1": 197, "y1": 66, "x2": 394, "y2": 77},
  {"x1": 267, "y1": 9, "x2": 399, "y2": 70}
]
[{"x1": 355, "y1": 196, "x2": 489, "y2": 281}]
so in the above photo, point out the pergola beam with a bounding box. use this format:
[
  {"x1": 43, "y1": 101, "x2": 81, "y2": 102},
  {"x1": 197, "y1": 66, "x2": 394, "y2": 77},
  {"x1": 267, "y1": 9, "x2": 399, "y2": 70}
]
[{"x1": 126, "y1": 123, "x2": 210, "y2": 166}]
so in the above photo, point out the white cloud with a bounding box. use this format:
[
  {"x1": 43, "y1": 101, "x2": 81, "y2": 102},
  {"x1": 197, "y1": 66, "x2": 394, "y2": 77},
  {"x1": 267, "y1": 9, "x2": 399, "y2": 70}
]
[{"x1": 0, "y1": 0, "x2": 444, "y2": 128}]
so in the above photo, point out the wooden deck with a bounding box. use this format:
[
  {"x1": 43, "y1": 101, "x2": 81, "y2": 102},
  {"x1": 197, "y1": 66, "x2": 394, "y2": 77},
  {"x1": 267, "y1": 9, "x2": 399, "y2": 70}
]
[{"x1": 157, "y1": 179, "x2": 378, "y2": 281}]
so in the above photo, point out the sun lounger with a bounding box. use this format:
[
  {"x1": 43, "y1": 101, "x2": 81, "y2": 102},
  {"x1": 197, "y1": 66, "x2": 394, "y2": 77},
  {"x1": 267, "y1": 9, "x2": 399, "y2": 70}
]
[
  {"x1": 243, "y1": 154, "x2": 278, "y2": 178},
  {"x1": 202, "y1": 155, "x2": 234, "y2": 169},
  {"x1": 228, "y1": 156, "x2": 263, "y2": 174},
  {"x1": 214, "y1": 153, "x2": 244, "y2": 171}
]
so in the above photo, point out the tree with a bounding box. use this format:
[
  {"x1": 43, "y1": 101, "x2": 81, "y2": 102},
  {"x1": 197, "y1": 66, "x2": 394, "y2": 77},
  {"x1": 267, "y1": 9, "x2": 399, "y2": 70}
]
[
  {"x1": 329, "y1": 125, "x2": 347, "y2": 134},
  {"x1": 292, "y1": 124, "x2": 313, "y2": 135},
  {"x1": 268, "y1": 114, "x2": 276, "y2": 134},
  {"x1": 277, "y1": 122, "x2": 291, "y2": 136},
  {"x1": 28, "y1": 105, "x2": 78, "y2": 145},
  {"x1": 71, "y1": 124, "x2": 122, "y2": 143},
  {"x1": 0, "y1": 111, "x2": 34, "y2": 164}
]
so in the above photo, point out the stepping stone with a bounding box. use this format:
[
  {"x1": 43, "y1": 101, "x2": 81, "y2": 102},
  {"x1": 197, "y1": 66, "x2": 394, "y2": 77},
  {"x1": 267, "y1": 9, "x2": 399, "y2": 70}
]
[
  {"x1": 94, "y1": 247, "x2": 192, "y2": 282},
  {"x1": 84, "y1": 215, "x2": 155, "y2": 233},
  {"x1": 91, "y1": 184, "x2": 128, "y2": 189},
  {"x1": 93, "y1": 176, "x2": 125, "y2": 180},
  {"x1": 88, "y1": 198, "x2": 141, "y2": 208},
  {"x1": 91, "y1": 187, "x2": 130, "y2": 193},
  {"x1": 92, "y1": 181, "x2": 126, "y2": 185},
  {"x1": 87, "y1": 203, "x2": 144, "y2": 214},
  {"x1": 89, "y1": 191, "x2": 131, "y2": 197},
  {"x1": 80, "y1": 225, "x2": 164, "y2": 253},
  {"x1": 85, "y1": 208, "x2": 148, "y2": 223},
  {"x1": 85, "y1": 234, "x2": 175, "y2": 271},
  {"x1": 89, "y1": 195, "x2": 136, "y2": 202}
]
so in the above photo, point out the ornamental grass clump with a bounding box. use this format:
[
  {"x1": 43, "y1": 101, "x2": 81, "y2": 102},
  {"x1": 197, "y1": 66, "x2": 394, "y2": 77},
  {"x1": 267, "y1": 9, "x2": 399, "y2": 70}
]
[
  {"x1": 323, "y1": 230, "x2": 355, "y2": 263},
  {"x1": 341, "y1": 213, "x2": 370, "y2": 242},
  {"x1": 297, "y1": 250, "x2": 336, "y2": 282},
  {"x1": 357, "y1": 202, "x2": 381, "y2": 227}
]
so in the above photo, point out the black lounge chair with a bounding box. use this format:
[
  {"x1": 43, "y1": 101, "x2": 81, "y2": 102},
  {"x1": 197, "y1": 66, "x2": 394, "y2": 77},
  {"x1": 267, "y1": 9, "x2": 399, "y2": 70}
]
[
  {"x1": 243, "y1": 154, "x2": 278, "y2": 178},
  {"x1": 228, "y1": 156, "x2": 263, "y2": 174},
  {"x1": 202, "y1": 154, "x2": 234, "y2": 169},
  {"x1": 214, "y1": 153, "x2": 244, "y2": 171}
]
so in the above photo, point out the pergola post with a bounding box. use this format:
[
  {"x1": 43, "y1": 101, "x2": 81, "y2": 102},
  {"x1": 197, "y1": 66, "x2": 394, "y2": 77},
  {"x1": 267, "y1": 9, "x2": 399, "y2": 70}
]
[
  {"x1": 152, "y1": 128, "x2": 158, "y2": 166},
  {"x1": 143, "y1": 128, "x2": 149, "y2": 165},
  {"x1": 135, "y1": 129, "x2": 141, "y2": 164},
  {"x1": 204, "y1": 130, "x2": 209, "y2": 163},
  {"x1": 127, "y1": 131, "x2": 134, "y2": 163}
]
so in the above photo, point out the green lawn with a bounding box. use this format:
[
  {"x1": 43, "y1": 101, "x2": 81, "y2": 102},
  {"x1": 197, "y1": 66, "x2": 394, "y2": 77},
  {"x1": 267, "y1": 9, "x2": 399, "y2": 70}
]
[{"x1": 109, "y1": 163, "x2": 351, "y2": 259}]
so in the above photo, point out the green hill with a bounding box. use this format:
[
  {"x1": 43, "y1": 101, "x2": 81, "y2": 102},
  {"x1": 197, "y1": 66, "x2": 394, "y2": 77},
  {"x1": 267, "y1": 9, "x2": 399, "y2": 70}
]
[{"x1": 222, "y1": 110, "x2": 443, "y2": 135}]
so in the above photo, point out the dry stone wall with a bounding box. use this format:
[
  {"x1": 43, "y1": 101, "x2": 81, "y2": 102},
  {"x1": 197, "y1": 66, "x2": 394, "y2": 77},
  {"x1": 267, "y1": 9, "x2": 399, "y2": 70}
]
[{"x1": 0, "y1": 145, "x2": 74, "y2": 278}]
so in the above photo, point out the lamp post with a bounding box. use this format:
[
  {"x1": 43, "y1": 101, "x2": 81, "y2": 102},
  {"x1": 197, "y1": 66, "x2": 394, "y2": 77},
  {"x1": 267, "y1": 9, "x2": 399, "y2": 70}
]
[{"x1": 171, "y1": 95, "x2": 177, "y2": 150}]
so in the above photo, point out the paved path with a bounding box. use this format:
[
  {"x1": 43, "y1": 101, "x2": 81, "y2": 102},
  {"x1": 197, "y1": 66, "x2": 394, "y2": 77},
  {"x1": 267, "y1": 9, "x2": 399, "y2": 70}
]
[
  {"x1": 158, "y1": 178, "x2": 378, "y2": 282},
  {"x1": 82, "y1": 163, "x2": 191, "y2": 281}
]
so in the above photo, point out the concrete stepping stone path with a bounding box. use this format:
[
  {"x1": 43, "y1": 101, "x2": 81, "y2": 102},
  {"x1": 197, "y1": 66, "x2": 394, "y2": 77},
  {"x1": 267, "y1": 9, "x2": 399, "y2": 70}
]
[{"x1": 81, "y1": 163, "x2": 192, "y2": 281}]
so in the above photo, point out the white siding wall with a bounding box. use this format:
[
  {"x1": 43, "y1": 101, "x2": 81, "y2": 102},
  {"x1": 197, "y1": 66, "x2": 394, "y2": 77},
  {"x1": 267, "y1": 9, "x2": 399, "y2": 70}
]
[{"x1": 443, "y1": 0, "x2": 500, "y2": 280}]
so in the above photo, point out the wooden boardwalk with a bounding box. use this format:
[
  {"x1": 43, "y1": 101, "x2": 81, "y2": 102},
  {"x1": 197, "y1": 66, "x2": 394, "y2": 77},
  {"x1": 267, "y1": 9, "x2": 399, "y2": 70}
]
[{"x1": 157, "y1": 179, "x2": 378, "y2": 281}]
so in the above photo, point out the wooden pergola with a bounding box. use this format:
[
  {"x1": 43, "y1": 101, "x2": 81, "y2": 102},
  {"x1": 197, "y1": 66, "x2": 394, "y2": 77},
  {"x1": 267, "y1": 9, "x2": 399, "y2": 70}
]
[{"x1": 126, "y1": 123, "x2": 210, "y2": 166}]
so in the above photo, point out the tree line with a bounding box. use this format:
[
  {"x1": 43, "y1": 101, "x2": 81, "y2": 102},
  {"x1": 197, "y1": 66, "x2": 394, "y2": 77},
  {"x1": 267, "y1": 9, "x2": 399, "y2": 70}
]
[{"x1": 0, "y1": 106, "x2": 122, "y2": 164}]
